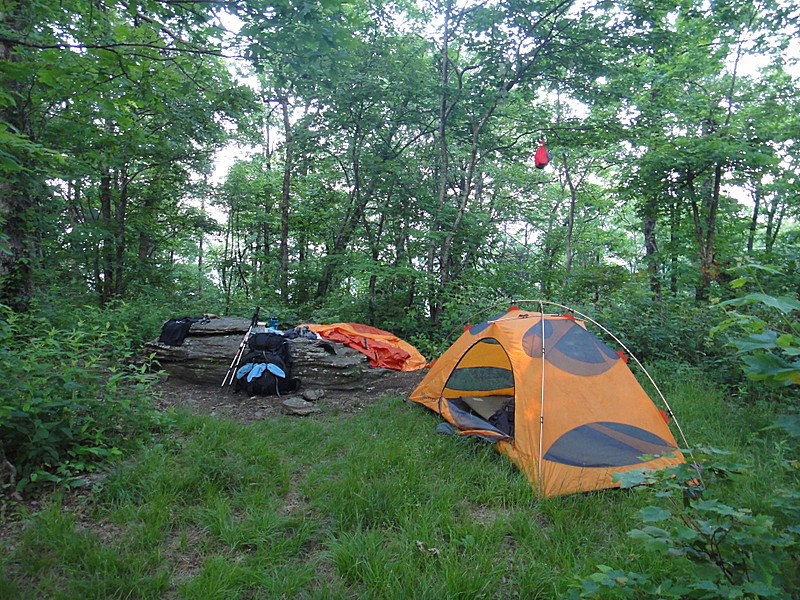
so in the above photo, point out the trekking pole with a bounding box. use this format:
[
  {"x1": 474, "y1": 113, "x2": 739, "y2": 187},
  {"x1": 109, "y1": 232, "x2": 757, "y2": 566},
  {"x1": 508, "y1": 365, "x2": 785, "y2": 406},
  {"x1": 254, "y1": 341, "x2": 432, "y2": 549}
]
[{"x1": 221, "y1": 306, "x2": 260, "y2": 387}]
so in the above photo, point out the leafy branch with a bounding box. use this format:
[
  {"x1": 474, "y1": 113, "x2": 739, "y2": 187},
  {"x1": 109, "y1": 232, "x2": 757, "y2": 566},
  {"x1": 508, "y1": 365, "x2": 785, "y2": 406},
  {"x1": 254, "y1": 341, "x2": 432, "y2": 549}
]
[
  {"x1": 569, "y1": 443, "x2": 800, "y2": 599},
  {"x1": 712, "y1": 263, "x2": 800, "y2": 386}
]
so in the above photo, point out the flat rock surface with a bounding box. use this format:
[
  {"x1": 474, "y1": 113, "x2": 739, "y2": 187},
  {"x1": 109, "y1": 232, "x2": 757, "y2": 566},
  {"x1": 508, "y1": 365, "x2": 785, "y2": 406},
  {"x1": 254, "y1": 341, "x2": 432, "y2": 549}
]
[{"x1": 146, "y1": 325, "x2": 399, "y2": 389}]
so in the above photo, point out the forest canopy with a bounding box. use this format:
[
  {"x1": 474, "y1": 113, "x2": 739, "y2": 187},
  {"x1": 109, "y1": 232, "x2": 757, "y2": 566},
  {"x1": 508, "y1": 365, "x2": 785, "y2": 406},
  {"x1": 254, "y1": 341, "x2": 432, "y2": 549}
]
[{"x1": 0, "y1": 0, "x2": 798, "y2": 343}]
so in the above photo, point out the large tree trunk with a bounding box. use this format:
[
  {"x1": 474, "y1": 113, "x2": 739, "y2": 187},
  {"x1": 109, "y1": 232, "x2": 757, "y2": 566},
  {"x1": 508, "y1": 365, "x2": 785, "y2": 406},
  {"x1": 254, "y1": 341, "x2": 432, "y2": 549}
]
[{"x1": 0, "y1": 8, "x2": 34, "y2": 310}]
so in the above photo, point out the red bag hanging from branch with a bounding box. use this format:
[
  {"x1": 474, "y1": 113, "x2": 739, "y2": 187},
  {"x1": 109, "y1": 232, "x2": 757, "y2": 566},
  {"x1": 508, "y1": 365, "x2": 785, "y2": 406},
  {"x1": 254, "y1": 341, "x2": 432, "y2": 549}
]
[{"x1": 535, "y1": 138, "x2": 551, "y2": 169}]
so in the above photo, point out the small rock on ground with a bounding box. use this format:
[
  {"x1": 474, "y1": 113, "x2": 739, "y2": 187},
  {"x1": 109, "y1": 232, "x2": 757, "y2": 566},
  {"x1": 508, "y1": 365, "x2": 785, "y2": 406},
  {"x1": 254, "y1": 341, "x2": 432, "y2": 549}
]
[{"x1": 281, "y1": 398, "x2": 323, "y2": 416}]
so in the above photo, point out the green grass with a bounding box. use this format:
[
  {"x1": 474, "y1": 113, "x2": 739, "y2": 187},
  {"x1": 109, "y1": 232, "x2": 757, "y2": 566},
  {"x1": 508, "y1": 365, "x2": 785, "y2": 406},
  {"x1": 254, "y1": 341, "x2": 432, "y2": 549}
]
[{"x1": 0, "y1": 369, "x2": 796, "y2": 599}]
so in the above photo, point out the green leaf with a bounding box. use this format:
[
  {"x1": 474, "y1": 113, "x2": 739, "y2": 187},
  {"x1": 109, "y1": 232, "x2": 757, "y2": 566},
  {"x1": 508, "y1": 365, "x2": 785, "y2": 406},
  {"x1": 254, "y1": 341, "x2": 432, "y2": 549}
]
[
  {"x1": 731, "y1": 330, "x2": 779, "y2": 353},
  {"x1": 741, "y1": 352, "x2": 795, "y2": 379},
  {"x1": 691, "y1": 580, "x2": 719, "y2": 591},
  {"x1": 741, "y1": 263, "x2": 783, "y2": 275},
  {"x1": 638, "y1": 505, "x2": 671, "y2": 522},
  {"x1": 729, "y1": 277, "x2": 749, "y2": 288},
  {"x1": 613, "y1": 467, "x2": 653, "y2": 488},
  {"x1": 692, "y1": 499, "x2": 742, "y2": 517},
  {"x1": 742, "y1": 582, "x2": 779, "y2": 596},
  {"x1": 774, "y1": 414, "x2": 800, "y2": 438},
  {"x1": 721, "y1": 294, "x2": 800, "y2": 314}
]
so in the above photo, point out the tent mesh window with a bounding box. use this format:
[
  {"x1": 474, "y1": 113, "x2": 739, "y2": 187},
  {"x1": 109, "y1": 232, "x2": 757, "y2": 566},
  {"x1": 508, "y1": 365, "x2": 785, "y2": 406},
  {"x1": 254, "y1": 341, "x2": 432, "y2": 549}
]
[
  {"x1": 443, "y1": 338, "x2": 515, "y2": 437},
  {"x1": 522, "y1": 319, "x2": 619, "y2": 376},
  {"x1": 444, "y1": 338, "x2": 513, "y2": 392},
  {"x1": 544, "y1": 422, "x2": 678, "y2": 468}
]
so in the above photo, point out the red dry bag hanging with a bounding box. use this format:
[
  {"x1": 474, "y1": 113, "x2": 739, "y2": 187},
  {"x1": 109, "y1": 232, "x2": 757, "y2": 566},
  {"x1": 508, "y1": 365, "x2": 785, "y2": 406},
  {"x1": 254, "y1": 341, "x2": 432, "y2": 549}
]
[{"x1": 535, "y1": 139, "x2": 550, "y2": 169}]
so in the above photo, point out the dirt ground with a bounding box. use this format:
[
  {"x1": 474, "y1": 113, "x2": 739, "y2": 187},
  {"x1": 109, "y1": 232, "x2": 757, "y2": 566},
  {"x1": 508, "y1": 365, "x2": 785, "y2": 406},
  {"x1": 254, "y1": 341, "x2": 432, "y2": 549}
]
[{"x1": 157, "y1": 368, "x2": 428, "y2": 423}]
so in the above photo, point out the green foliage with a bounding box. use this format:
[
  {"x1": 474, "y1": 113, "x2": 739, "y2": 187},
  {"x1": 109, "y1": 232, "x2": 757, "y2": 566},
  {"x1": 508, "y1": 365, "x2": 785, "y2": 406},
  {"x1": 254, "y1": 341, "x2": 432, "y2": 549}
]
[
  {"x1": 569, "y1": 441, "x2": 800, "y2": 600},
  {"x1": 713, "y1": 264, "x2": 800, "y2": 387},
  {"x1": 594, "y1": 296, "x2": 733, "y2": 371},
  {"x1": 0, "y1": 305, "x2": 170, "y2": 494}
]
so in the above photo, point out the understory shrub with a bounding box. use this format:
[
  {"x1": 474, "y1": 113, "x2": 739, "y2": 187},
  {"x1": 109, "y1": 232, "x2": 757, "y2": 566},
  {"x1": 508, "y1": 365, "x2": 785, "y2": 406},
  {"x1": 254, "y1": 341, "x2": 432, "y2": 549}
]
[
  {"x1": 0, "y1": 305, "x2": 171, "y2": 495},
  {"x1": 712, "y1": 263, "x2": 800, "y2": 390},
  {"x1": 569, "y1": 436, "x2": 800, "y2": 600}
]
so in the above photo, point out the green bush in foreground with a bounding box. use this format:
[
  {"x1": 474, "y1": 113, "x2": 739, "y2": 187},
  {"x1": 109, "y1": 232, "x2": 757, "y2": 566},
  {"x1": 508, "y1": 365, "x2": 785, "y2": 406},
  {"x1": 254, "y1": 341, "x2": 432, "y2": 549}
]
[
  {"x1": 0, "y1": 305, "x2": 170, "y2": 494},
  {"x1": 569, "y1": 440, "x2": 800, "y2": 600}
]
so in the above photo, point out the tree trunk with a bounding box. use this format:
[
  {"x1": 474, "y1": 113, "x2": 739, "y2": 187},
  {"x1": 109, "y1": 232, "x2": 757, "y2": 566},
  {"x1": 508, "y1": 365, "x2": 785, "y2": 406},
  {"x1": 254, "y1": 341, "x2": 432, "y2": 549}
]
[
  {"x1": 113, "y1": 169, "x2": 130, "y2": 298},
  {"x1": 690, "y1": 163, "x2": 723, "y2": 303},
  {"x1": 426, "y1": 0, "x2": 454, "y2": 326},
  {"x1": 669, "y1": 200, "x2": 679, "y2": 295},
  {"x1": 764, "y1": 194, "x2": 785, "y2": 254},
  {"x1": 99, "y1": 168, "x2": 114, "y2": 307},
  {"x1": 643, "y1": 209, "x2": 661, "y2": 300},
  {"x1": 747, "y1": 183, "x2": 762, "y2": 254},
  {"x1": 561, "y1": 153, "x2": 578, "y2": 282},
  {"x1": 0, "y1": 8, "x2": 33, "y2": 310},
  {"x1": 278, "y1": 96, "x2": 292, "y2": 299}
]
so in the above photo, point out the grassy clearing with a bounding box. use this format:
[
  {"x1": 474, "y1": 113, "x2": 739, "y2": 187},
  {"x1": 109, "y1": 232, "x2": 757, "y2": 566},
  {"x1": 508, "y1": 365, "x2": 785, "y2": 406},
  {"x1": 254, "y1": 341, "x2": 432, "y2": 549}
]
[{"x1": 0, "y1": 369, "x2": 795, "y2": 600}]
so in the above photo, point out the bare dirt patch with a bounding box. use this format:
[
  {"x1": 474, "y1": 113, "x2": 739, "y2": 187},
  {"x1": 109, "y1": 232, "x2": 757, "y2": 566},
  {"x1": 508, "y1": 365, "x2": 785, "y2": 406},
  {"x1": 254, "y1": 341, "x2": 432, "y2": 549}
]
[{"x1": 156, "y1": 369, "x2": 427, "y2": 423}]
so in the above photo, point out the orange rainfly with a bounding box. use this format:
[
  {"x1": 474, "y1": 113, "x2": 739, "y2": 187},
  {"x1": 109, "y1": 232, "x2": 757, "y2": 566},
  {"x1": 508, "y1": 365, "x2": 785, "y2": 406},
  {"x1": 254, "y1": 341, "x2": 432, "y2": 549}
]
[
  {"x1": 409, "y1": 307, "x2": 685, "y2": 497},
  {"x1": 305, "y1": 322, "x2": 427, "y2": 371}
]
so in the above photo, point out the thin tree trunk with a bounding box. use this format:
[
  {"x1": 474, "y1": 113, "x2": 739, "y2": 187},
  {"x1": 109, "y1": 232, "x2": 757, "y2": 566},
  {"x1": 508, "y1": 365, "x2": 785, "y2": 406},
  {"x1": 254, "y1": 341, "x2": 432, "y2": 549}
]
[
  {"x1": 643, "y1": 208, "x2": 661, "y2": 300},
  {"x1": 764, "y1": 195, "x2": 785, "y2": 254},
  {"x1": 561, "y1": 153, "x2": 578, "y2": 281},
  {"x1": 747, "y1": 183, "x2": 761, "y2": 254},
  {"x1": 279, "y1": 96, "x2": 292, "y2": 299},
  {"x1": 669, "y1": 200, "x2": 679, "y2": 295},
  {"x1": 690, "y1": 163, "x2": 723, "y2": 303},
  {"x1": 99, "y1": 168, "x2": 114, "y2": 307},
  {"x1": 426, "y1": 0, "x2": 454, "y2": 325},
  {"x1": 113, "y1": 169, "x2": 129, "y2": 298}
]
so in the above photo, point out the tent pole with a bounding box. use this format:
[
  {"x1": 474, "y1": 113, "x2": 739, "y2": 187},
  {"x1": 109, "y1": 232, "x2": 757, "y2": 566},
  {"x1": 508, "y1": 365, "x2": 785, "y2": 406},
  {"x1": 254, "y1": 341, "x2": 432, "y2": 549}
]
[{"x1": 537, "y1": 300, "x2": 546, "y2": 490}]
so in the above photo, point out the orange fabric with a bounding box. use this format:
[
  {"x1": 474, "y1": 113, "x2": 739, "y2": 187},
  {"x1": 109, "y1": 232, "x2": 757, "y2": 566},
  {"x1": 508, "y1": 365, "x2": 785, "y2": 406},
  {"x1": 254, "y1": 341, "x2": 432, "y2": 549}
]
[
  {"x1": 304, "y1": 323, "x2": 427, "y2": 371},
  {"x1": 410, "y1": 308, "x2": 685, "y2": 497}
]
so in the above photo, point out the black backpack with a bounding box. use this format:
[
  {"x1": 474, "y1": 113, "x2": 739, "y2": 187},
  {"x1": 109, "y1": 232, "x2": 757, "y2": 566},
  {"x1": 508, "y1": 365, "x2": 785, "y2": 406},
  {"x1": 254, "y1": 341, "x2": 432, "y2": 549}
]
[
  {"x1": 158, "y1": 316, "x2": 210, "y2": 346},
  {"x1": 234, "y1": 333, "x2": 300, "y2": 396}
]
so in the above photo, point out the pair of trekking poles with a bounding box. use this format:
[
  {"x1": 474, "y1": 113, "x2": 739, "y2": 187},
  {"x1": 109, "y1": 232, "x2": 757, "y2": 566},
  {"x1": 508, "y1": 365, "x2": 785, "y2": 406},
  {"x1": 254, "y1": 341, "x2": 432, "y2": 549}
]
[{"x1": 220, "y1": 306, "x2": 261, "y2": 388}]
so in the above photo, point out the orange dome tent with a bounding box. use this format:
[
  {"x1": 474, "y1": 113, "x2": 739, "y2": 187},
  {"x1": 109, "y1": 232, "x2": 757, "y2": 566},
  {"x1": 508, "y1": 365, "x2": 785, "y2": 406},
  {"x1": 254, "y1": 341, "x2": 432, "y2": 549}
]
[
  {"x1": 410, "y1": 304, "x2": 686, "y2": 497},
  {"x1": 305, "y1": 323, "x2": 427, "y2": 371}
]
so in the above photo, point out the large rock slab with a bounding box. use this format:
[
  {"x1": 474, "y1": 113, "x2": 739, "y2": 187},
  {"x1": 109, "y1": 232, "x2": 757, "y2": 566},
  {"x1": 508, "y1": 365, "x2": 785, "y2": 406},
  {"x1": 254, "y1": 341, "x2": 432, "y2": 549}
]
[{"x1": 145, "y1": 319, "x2": 391, "y2": 389}]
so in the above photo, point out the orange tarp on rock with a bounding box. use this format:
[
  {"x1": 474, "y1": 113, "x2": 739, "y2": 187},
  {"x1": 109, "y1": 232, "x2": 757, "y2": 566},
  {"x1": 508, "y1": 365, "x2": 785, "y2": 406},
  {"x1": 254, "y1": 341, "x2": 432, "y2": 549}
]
[{"x1": 305, "y1": 323, "x2": 427, "y2": 371}]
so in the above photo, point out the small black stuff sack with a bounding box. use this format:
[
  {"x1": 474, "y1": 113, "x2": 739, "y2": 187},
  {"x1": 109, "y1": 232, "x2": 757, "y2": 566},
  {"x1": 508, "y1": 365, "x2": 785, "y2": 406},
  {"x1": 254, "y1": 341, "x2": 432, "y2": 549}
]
[
  {"x1": 157, "y1": 315, "x2": 210, "y2": 346},
  {"x1": 158, "y1": 318, "x2": 194, "y2": 346}
]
